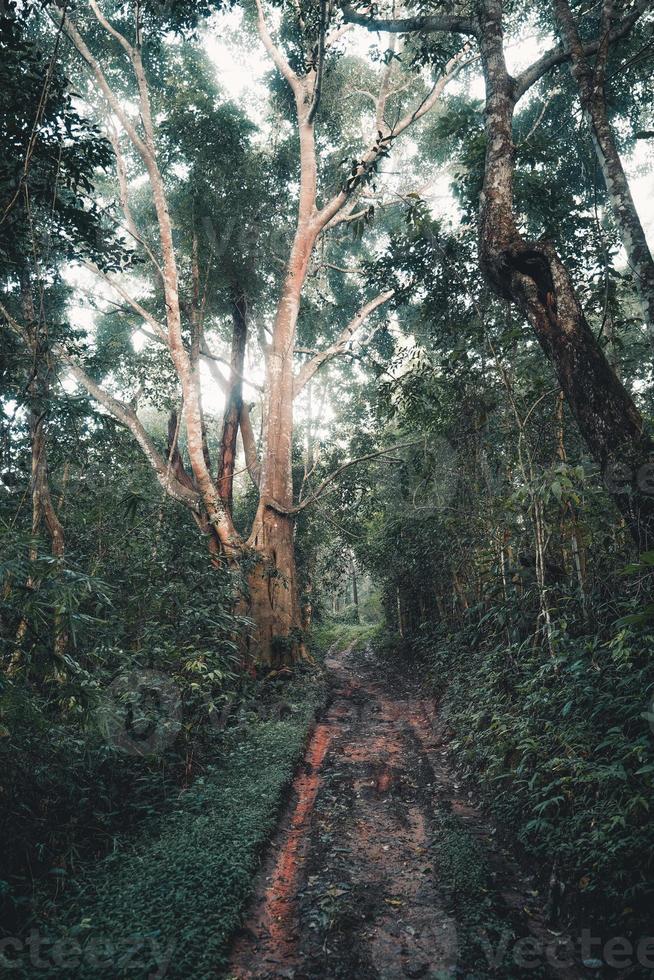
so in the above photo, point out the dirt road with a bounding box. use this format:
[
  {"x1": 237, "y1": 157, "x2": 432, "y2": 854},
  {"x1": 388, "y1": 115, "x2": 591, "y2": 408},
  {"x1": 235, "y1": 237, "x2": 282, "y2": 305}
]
[{"x1": 228, "y1": 643, "x2": 580, "y2": 979}]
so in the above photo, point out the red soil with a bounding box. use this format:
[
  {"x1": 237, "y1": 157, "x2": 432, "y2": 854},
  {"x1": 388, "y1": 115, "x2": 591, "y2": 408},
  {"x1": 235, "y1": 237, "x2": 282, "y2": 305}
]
[{"x1": 227, "y1": 643, "x2": 580, "y2": 980}]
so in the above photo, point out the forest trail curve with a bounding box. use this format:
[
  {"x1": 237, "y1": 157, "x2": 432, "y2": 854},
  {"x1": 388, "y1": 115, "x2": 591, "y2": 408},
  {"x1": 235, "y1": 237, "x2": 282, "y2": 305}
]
[{"x1": 228, "y1": 642, "x2": 580, "y2": 980}]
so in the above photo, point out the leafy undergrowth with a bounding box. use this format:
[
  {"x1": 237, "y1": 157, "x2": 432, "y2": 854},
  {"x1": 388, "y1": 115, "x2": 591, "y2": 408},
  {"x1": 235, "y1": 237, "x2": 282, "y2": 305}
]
[
  {"x1": 3, "y1": 668, "x2": 325, "y2": 979},
  {"x1": 429, "y1": 805, "x2": 550, "y2": 979},
  {"x1": 0, "y1": 526, "x2": 247, "y2": 931},
  {"x1": 402, "y1": 615, "x2": 654, "y2": 957}
]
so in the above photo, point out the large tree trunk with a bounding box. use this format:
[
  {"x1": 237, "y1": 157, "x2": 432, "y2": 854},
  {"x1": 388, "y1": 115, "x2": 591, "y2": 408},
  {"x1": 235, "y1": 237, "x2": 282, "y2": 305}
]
[
  {"x1": 477, "y1": 0, "x2": 654, "y2": 548},
  {"x1": 244, "y1": 510, "x2": 301, "y2": 667},
  {"x1": 245, "y1": 209, "x2": 317, "y2": 663},
  {"x1": 553, "y1": 0, "x2": 654, "y2": 337}
]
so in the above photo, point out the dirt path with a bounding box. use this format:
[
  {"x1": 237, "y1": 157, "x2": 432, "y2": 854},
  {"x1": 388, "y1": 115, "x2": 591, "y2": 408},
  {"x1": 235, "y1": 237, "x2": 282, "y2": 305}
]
[{"x1": 228, "y1": 643, "x2": 580, "y2": 979}]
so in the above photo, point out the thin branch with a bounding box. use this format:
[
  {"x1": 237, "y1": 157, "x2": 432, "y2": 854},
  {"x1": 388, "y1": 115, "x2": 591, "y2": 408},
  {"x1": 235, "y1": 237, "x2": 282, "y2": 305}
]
[
  {"x1": 268, "y1": 440, "x2": 421, "y2": 514},
  {"x1": 83, "y1": 261, "x2": 167, "y2": 340},
  {"x1": 293, "y1": 289, "x2": 393, "y2": 396},
  {"x1": 60, "y1": 3, "x2": 240, "y2": 549},
  {"x1": 376, "y1": 34, "x2": 397, "y2": 134},
  {"x1": 307, "y1": 0, "x2": 327, "y2": 124},
  {"x1": 322, "y1": 197, "x2": 368, "y2": 232},
  {"x1": 255, "y1": 0, "x2": 303, "y2": 96},
  {"x1": 313, "y1": 261, "x2": 366, "y2": 275},
  {"x1": 105, "y1": 121, "x2": 164, "y2": 280},
  {"x1": 200, "y1": 338, "x2": 264, "y2": 392},
  {"x1": 55, "y1": 4, "x2": 150, "y2": 162},
  {"x1": 595, "y1": 0, "x2": 615, "y2": 88},
  {"x1": 344, "y1": 0, "x2": 650, "y2": 104},
  {"x1": 325, "y1": 15, "x2": 354, "y2": 49},
  {"x1": 0, "y1": 298, "x2": 199, "y2": 509},
  {"x1": 88, "y1": 0, "x2": 135, "y2": 57},
  {"x1": 0, "y1": 299, "x2": 28, "y2": 342},
  {"x1": 61, "y1": 353, "x2": 200, "y2": 508},
  {"x1": 316, "y1": 46, "x2": 475, "y2": 230},
  {"x1": 516, "y1": 86, "x2": 562, "y2": 146},
  {"x1": 239, "y1": 400, "x2": 262, "y2": 488},
  {"x1": 513, "y1": 0, "x2": 652, "y2": 101}
]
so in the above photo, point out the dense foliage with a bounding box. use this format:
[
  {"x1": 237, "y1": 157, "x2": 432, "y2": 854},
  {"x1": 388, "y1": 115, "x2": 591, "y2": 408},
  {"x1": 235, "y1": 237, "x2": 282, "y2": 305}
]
[{"x1": 1, "y1": 0, "x2": 654, "y2": 974}]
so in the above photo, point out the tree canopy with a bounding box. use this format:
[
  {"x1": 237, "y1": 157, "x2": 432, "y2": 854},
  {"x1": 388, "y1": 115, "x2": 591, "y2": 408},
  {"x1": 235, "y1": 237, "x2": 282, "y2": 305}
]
[{"x1": 1, "y1": 0, "x2": 654, "y2": 975}]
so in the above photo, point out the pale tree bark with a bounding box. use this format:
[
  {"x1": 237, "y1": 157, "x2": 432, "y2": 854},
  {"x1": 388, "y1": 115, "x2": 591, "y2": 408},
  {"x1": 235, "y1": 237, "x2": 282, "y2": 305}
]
[
  {"x1": 552, "y1": 0, "x2": 654, "y2": 337},
  {"x1": 33, "y1": 0, "x2": 473, "y2": 665},
  {"x1": 244, "y1": 0, "x2": 462, "y2": 661},
  {"x1": 61, "y1": 354, "x2": 202, "y2": 510},
  {"x1": 243, "y1": 2, "x2": 317, "y2": 656},
  {"x1": 57, "y1": 1, "x2": 240, "y2": 554}
]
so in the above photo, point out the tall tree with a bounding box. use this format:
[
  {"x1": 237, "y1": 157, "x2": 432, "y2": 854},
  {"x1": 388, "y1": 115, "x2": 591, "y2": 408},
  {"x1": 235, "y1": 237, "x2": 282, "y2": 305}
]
[
  {"x1": 551, "y1": 0, "x2": 654, "y2": 337},
  {"x1": 0, "y1": 0, "x2": 120, "y2": 670},
  {"x1": 6, "y1": 1, "x2": 463, "y2": 664},
  {"x1": 345, "y1": 0, "x2": 654, "y2": 548}
]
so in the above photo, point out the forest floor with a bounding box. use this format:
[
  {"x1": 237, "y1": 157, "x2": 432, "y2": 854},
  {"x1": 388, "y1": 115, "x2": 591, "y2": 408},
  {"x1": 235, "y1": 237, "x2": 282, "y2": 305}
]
[{"x1": 227, "y1": 641, "x2": 583, "y2": 980}]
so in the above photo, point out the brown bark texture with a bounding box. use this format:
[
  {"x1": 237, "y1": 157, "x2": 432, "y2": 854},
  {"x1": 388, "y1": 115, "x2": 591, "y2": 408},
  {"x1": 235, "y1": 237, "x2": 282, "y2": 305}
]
[
  {"x1": 345, "y1": 0, "x2": 654, "y2": 548},
  {"x1": 553, "y1": 0, "x2": 654, "y2": 337},
  {"x1": 476, "y1": 0, "x2": 654, "y2": 548}
]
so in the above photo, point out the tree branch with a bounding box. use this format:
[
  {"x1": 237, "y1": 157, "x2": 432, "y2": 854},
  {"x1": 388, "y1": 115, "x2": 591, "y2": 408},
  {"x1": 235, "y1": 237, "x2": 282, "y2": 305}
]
[
  {"x1": 61, "y1": 354, "x2": 201, "y2": 508},
  {"x1": 315, "y1": 45, "x2": 475, "y2": 229},
  {"x1": 307, "y1": 0, "x2": 328, "y2": 123},
  {"x1": 342, "y1": 4, "x2": 478, "y2": 38},
  {"x1": 343, "y1": 0, "x2": 650, "y2": 104},
  {"x1": 48, "y1": 5, "x2": 241, "y2": 551},
  {"x1": 0, "y1": 301, "x2": 201, "y2": 510},
  {"x1": 199, "y1": 337, "x2": 263, "y2": 393},
  {"x1": 105, "y1": 120, "x2": 164, "y2": 281},
  {"x1": 239, "y1": 400, "x2": 262, "y2": 488},
  {"x1": 0, "y1": 299, "x2": 29, "y2": 342},
  {"x1": 293, "y1": 289, "x2": 393, "y2": 395},
  {"x1": 513, "y1": 0, "x2": 652, "y2": 101},
  {"x1": 268, "y1": 440, "x2": 420, "y2": 514},
  {"x1": 55, "y1": 4, "x2": 150, "y2": 162},
  {"x1": 88, "y1": 0, "x2": 135, "y2": 57},
  {"x1": 83, "y1": 261, "x2": 167, "y2": 341},
  {"x1": 255, "y1": 0, "x2": 303, "y2": 96},
  {"x1": 201, "y1": 338, "x2": 261, "y2": 490}
]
